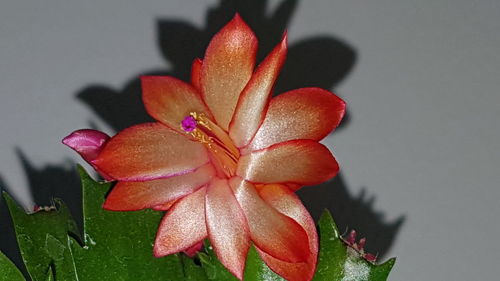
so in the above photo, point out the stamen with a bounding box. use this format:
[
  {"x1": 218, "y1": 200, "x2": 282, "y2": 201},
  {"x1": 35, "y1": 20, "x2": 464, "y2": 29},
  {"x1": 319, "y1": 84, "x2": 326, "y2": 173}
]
[
  {"x1": 180, "y1": 112, "x2": 240, "y2": 178},
  {"x1": 189, "y1": 112, "x2": 239, "y2": 158}
]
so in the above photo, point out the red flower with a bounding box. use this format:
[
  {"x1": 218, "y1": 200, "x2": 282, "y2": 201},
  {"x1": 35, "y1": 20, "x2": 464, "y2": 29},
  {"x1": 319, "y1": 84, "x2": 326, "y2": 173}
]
[{"x1": 64, "y1": 14, "x2": 345, "y2": 281}]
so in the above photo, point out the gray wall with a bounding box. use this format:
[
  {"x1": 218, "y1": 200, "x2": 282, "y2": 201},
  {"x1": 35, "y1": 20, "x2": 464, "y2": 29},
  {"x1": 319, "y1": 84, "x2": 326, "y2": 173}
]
[{"x1": 1, "y1": 0, "x2": 499, "y2": 280}]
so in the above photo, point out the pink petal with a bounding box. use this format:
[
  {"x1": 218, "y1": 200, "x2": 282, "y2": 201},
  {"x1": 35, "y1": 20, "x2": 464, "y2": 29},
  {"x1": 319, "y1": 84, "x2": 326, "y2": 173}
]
[
  {"x1": 154, "y1": 187, "x2": 208, "y2": 257},
  {"x1": 93, "y1": 123, "x2": 209, "y2": 181},
  {"x1": 191, "y1": 58, "x2": 203, "y2": 91},
  {"x1": 151, "y1": 200, "x2": 177, "y2": 211},
  {"x1": 246, "y1": 87, "x2": 345, "y2": 151},
  {"x1": 200, "y1": 14, "x2": 258, "y2": 130},
  {"x1": 229, "y1": 178, "x2": 310, "y2": 263},
  {"x1": 229, "y1": 34, "x2": 287, "y2": 148},
  {"x1": 62, "y1": 129, "x2": 112, "y2": 180},
  {"x1": 142, "y1": 76, "x2": 212, "y2": 134},
  {"x1": 205, "y1": 178, "x2": 250, "y2": 280},
  {"x1": 237, "y1": 140, "x2": 339, "y2": 185},
  {"x1": 257, "y1": 184, "x2": 318, "y2": 281},
  {"x1": 103, "y1": 164, "x2": 215, "y2": 211}
]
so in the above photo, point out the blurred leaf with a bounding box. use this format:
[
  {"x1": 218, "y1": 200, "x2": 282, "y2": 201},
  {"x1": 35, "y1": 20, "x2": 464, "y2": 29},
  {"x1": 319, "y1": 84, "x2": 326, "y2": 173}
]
[
  {"x1": 198, "y1": 240, "x2": 239, "y2": 281},
  {"x1": 312, "y1": 210, "x2": 395, "y2": 281},
  {"x1": 0, "y1": 251, "x2": 25, "y2": 281},
  {"x1": 243, "y1": 246, "x2": 285, "y2": 281},
  {"x1": 44, "y1": 266, "x2": 55, "y2": 281},
  {"x1": 197, "y1": 241, "x2": 285, "y2": 281},
  {"x1": 4, "y1": 193, "x2": 79, "y2": 281},
  {"x1": 181, "y1": 255, "x2": 209, "y2": 281}
]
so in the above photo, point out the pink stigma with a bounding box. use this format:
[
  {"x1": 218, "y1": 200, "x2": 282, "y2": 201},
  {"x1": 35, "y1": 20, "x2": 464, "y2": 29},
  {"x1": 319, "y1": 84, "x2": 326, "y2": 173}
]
[{"x1": 181, "y1": 116, "x2": 197, "y2": 132}]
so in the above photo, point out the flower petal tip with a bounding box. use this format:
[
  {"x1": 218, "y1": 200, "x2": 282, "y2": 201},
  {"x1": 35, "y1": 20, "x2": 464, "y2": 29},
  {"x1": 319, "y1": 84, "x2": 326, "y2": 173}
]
[
  {"x1": 101, "y1": 199, "x2": 121, "y2": 212},
  {"x1": 227, "y1": 13, "x2": 252, "y2": 34},
  {"x1": 232, "y1": 13, "x2": 243, "y2": 23},
  {"x1": 337, "y1": 96, "x2": 347, "y2": 116},
  {"x1": 278, "y1": 32, "x2": 288, "y2": 56},
  {"x1": 152, "y1": 245, "x2": 166, "y2": 258},
  {"x1": 281, "y1": 31, "x2": 288, "y2": 44}
]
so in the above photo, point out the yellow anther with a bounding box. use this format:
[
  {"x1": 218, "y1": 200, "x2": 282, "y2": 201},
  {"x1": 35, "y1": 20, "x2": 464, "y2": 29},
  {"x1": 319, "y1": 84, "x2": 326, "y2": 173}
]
[{"x1": 183, "y1": 112, "x2": 240, "y2": 178}]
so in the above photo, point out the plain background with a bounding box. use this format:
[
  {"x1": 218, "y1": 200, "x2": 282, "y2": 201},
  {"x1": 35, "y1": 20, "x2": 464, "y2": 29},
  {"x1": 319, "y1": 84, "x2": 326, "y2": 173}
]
[{"x1": 1, "y1": 0, "x2": 499, "y2": 280}]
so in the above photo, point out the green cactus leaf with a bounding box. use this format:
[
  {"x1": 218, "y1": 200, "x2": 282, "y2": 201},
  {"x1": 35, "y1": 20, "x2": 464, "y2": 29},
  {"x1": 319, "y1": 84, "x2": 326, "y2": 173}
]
[
  {"x1": 3, "y1": 166, "x2": 183, "y2": 281},
  {"x1": 4, "y1": 193, "x2": 79, "y2": 281},
  {"x1": 198, "y1": 240, "x2": 239, "y2": 281},
  {"x1": 312, "y1": 210, "x2": 395, "y2": 281},
  {"x1": 243, "y1": 246, "x2": 285, "y2": 281},
  {"x1": 67, "y1": 165, "x2": 184, "y2": 280},
  {"x1": 181, "y1": 254, "x2": 209, "y2": 281},
  {"x1": 0, "y1": 251, "x2": 25, "y2": 281}
]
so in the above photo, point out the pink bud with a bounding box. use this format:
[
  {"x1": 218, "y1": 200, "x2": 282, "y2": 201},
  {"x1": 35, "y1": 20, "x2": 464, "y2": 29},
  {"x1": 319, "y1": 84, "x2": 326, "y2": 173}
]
[
  {"x1": 63, "y1": 129, "x2": 113, "y2": 180},
  {"x1": 63, "y1": 129, "x2": 109, "y2": 161}
]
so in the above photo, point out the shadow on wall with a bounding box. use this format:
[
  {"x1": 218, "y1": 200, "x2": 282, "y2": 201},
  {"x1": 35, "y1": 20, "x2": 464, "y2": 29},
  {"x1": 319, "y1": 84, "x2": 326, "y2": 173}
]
[
  {"x1": 0, "y1": 0, "x2": 403, "y2": 272},
  {"x1": 14, "y1": 149, "x2": 83, "y2": 229},
  {"x1": 0, "y1": 177, "x2": 24, "y2": 274},
  {"x1": 298, "y1": 174, "x2": 405, "y2": 258},
  {"x1": 77, "y1": 0, "x2": 354, "y2": 132}
]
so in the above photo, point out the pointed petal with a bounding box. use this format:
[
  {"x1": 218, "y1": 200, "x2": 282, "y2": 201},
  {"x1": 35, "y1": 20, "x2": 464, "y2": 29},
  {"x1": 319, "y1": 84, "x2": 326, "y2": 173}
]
[
  {"x1": 62, "y1": 129, "x2": 113, "y2": 180},
  {"x1": 191, "y1": 58, "x2": 203, "y2": 91},
  {"x1": 257, "y1": 184, "x2": 318, "y2": 281},
  {"x1": 205, "y1": 178, "x2": 250, "y2": 280},
  {"x1": 200, "y1": 14, "x2": 258, "y2": 130},
  {"x1": 103, "y1": 164, "x2": 215, "y2": 211},
  {"x1": 154, "y1": 187, "x2": 207, "y2": 257},
  {"x1": 141, "y1": 76, "x2": 212, "y2": 133},
  {"x1": 229, "y1": 178, "x2": 310, "y2": 263},
  {"x1": 237, "y1": 140, "x2": 339, "y2": 185},
  {"x1": 229, "y1": 34, "x2": 287, "y2": 148},
  {"x1": 93, "y1": 123, "x2": 209, "y2": 181},
  {"x1": 247, "y1": 88, "x2": 345, "y2": 151},
  {"x1": 258, "y1": 185, "x2": 318, "y2": 253}
]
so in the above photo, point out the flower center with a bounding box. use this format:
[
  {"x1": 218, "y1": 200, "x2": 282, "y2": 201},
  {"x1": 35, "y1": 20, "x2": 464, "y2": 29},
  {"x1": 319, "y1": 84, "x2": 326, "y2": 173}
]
[{"x1": 181, "y1": 113, "x2": 240, "y2": 178}]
